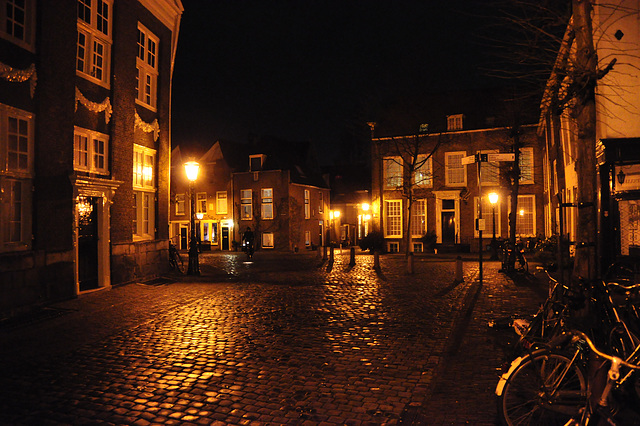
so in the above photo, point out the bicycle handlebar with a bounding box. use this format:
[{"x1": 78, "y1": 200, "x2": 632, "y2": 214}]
[
  {"x1": 606, "y1": 281, "x2": 640, "y2": 292},
  {"x1": 567, "y1": 330, "x2": 640, "y2": 371}
]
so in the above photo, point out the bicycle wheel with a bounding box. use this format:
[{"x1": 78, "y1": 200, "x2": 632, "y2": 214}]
[
  {"x1": 171, "y1": 251, "x2": 184, "y2": 274},
  {"x1": 497, "y1": 350, "x2": 587, "y2": 426}
]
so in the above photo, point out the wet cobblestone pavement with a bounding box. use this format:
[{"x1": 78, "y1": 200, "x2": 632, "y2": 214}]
[{"x1": 0, "y1": 251, "x2": 546, "y2": 425}]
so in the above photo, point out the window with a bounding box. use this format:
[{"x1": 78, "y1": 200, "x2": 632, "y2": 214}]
[
  {"x1": 384, "y1": 157, "x2": 402, "y2": 189},
  {"x1": 175, "y1": 193, "x2": 185, "y2": 215},
  {"x1": 479, "y1": 150, "x2": 499, "y2": 185},
  {"x1": 262, "y1": 232, "x2": 274, "y2": 248},
  {"x1": 519, "y1": 147, "x2": 534, "y2": 184},
  {"x1": 318, "y1": 191, "x2": 324, "y2": 213},
  {"x1": 414, "y1": 155, "x2": 432, "y2": 187},
  {"x1": 447, "y1": 114, "x2": 463, "y2": 131},
  {"x1": 474, "y1": 196, "x2": 500, "y2": 238},
  {"x1": 262, "y1": 188, "x2": 273, "y2": 219},
  {"x1": 304, "y1": 189, "x2": 310, "y2": 219},
  {"x1": 74, "y1": 127, "x2": 109, "y2": 174},
  {"x1": 250, "y1": 154, "x2": 265, "y2": 171},
  {"x1": 385, "y1": 200, "x2": 402, "y2": 237},
  {"x1": 0, "y1": 0, "x2": 35, "y2": 50},
  {"x1": 515, "y1": 195, "x2": 536, "y2": 237},
  {"x1": 445, "y1": 151, "x2": 466, "y2": 186},
  {"x1": 413, "y1": 242, "x2": 423, "y2": 253},
  {"x1": 216, "y1": 191, "x2": 227, "y2": 214},
  {"x1": 136, "y1": 23, "x2": 159, "y2": 109},
  {"x1": 410, "y1": 199, "x2": 426, "y2": 237},
  {"x1": 388, "y1": 242, "x2": 399, "y2": 253},
  {"x1": 196, "y1": 192, "x2": 207, "y2": 214},
  {"x1": 305, "y1": 230, "x2": 311, "y2": 246},
  {"x1": 133, "y1": 144, "x2": 156, "y2": 239},
  {"x1": 241, "y1": 189, "x2": 252, "y2": 220},
  {"x1": 1, "y1": 104, "x2": 33, "y2": 251},
  {"x1": 77, "y1": 0, "x2": 112, "y2": 87}
]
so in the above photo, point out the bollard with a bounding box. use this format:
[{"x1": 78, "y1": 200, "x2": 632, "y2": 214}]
[
  {"x1": 407, "y1": 252, "x2": 414, "y2": 274},
  {"x1": 349, "y1": 246, "x2": 356, "y2": 266},
  {"x1": 322, "y1": 245, "x2": 328, "y2": 261},
  {"x1": 330, "y1": 246, "x2": 334, "y2": 263},
  {"x1": 456, "y1": 255, "x2": 463, "y2": 282}
]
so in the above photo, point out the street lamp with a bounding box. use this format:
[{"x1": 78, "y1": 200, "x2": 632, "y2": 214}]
[
  {"x1": 489, "y1": 192, "x2": 499, "y2": 260},
  {"x1": 185, "y1": 161, "x2": 200, "y2": 275}
]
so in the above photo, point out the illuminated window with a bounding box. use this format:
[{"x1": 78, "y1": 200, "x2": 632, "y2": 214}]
[
  {"x1": 305, "y1": 230, "x2": 311, "y2": 246},
  {"x1": 410, "y1": 199, "x2": 426, "y2": 237},
  {"x1": 304, "y1": 189, "x2": 310, "y2": 219},
  {"x1": 216, "y1": 191, "x2": 227, "y2": 214},
  {"x1": 385, "y1": 200, "x2": 402, "y2": 237},
  {"x1": 196, "y1": 192, "x2": 207, "y2": 214},
  {"x1": 384, "y1": 157, "x2": 402, "y2": 189},
  {"x1": 262, "y1": 188, "x2": 273, "y2": 219},
  {"x1": 262, "y1": 232, "x2": 274, "y2": 248},
  {"x1": 1, "y1": 104, "x2": 33, "y2": 252},
  {"x1": 0, "y1": 0, "x2": 35, "y2": 50},
  {"x1": 136, "y1": 23, "x2": 159, "y2": 109},
  {"x1": 133, "y1": 144, "x2": 156, "y2": 239},
  {"x1": 445, "y1": 151, "x2": 466, "y2": 186},
  {"x1": 515, "y1": 195, "x2": 535, "y2": 237},
  {"x1": 77, "y1": 0, "x2": 112, "y2": 87},
  {"x1": 74, "y1": 127, "x2": 109, "y2": 175},
  {"x1": 241, "y1": 189, "x2": 252, "y2": 220},
  {"x1": 414, "y1": 155, "x2": 432, "y2": 187}
]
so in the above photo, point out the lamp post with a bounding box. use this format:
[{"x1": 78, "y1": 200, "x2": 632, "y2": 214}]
[
  {"x1": 185, "y1": 161, "x2": 200, "y2": 275},
  {"x1": 489, "y1": 192, "x2": 499, "y2": 260}
]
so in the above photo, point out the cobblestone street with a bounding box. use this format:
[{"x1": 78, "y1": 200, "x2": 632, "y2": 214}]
[{"x1": 0, "y1": 251, "x2": 547, "y2": 425}]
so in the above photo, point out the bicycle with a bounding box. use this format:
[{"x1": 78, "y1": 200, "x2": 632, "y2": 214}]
[
  {"x1": 560, "y1": 330, "x2": 640, "y2": 426},
  {"x1": 168, "y1": 240, "x2": 184, "y2": 273},
  {"x1": 496, "y1": 275, "x2": 640, "y2": 425},
  {"x1": 500, "y1": 239, "x2": 528, "y2": 274}
]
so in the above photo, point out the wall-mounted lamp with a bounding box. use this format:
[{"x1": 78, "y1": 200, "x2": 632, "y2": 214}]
[{"x1": 617, "y1": 168, "x2": 626, "y2": 185}]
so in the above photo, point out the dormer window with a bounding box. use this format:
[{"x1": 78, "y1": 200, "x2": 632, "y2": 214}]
[
  {"x1": 447, "y1": 114, "x2": 463, "y2": 131},
  {"x1": 250, "y1": 154, "x2": 265, "y2": 171}
]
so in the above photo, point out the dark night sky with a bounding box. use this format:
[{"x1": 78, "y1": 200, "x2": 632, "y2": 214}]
[{"x1": 171, "y1": 1, "x2": 498, "y2": 164}]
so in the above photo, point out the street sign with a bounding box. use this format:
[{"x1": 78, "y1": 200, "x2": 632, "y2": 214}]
[
  {"x1": 462, "y1": 155, "x2": 476, "y2": 165},
  {"x1": 487, "y1": 153, "x2": 515, "y2": 162}
]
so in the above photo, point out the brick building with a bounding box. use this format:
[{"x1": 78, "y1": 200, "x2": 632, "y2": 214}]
[
  {"x1": 370, "y1": 91, "x2": 546, "y2": 253},
  {"x1": 0, "y1": 0, "x2": 183, "y2": 318}
]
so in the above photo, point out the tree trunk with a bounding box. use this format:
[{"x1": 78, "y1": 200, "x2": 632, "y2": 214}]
[{"x1": 572, "y1": 0, "x2": 598, "y2": 281}]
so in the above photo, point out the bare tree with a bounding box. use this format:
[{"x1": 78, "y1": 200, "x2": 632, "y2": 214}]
[{"x1": 381, "y1": 131, "x2": 444, "y2": 272}]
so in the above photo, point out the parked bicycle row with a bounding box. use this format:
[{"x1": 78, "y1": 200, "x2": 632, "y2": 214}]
[{"x1": 495, "y1": 263, "x2": 640, "y2": 425}]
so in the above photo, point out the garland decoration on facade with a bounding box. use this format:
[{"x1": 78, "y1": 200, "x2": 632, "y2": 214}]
[
  {"x1": 0, "y1": 62, "x2": 37, "y2": 98},
  {"x1": 75, "y1": 87, "x2": 112, "y2": 124},
  {"x1": 135, "y1": 111, "x2": 160, "y2": 141}
]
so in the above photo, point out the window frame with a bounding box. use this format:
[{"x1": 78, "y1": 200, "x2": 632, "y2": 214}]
[
  {"x1": 175, "y1": 193, "x2": 185, "y2": 215},
  {"x1": 383, "y1": 156, "x2": 402, "y2": 189},
  {"x1": 385, "y1": 199, "x2": 403, "y2": 238},
  {"x1": 133, "y1": 144, "x2": 156, "y2": 240},
  {"x1": 473, "y1": 195, "x2": 501, "y2": 238},
  {"x1": 262, "y1": 232, "x2": 274, "y2": 248},
  {"x1": 513, "y1": 194, "x2": 536, "y2": 237},
  {"x1": 445, "y1": 151, "x2": 467, "y2": 187},
  {"x1": 414, "y1": 155, "x2": 432, "y2": 187},
  {"x1": 136, "y1": 23, "x2": 159, "y2": 110},
  {"x1": 0, "y1": 104, "x2": 34, "y2": 251},
  {"x1": 0, "y1": 0, "x2": 36, "y2": 51},
  {"x1": 196, "y1": 192, "x2": 207, "y2": 214},
  {"x1": 74, "y1": 126, "x2": 109, "y2": 175},
  {"x1": 447, "y1": 114, "x2": 463, "y2": 131},
  {"x1": 240, "y1": 189, "x2": 252, "y2": 220},
  {"x1": 519, "y1": 147, "x2": 534, "y2": 184},
  {"x1": 261, "y1": 188, "x2": 273, "y2": 220},
  {"x1": 304, "y1": 189, "x2": 310, "y2": 219},
  {"x1": 410, "y1": 199, "x2": 426, "y2": 237},
  {"x1": 76, "y1": 0, "x2": 113, "y2": 88},
  {"x1": 216, "y1": 191, "x2": 228, "y2": 214}
]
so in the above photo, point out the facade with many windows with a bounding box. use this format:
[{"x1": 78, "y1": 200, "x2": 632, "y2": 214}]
[
  {"x1": 0, "y1": 0, "x2": 183, "y2": 318},
  {"x1": 371, "y1": 97, "x2": 546, "y2": 254}
]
